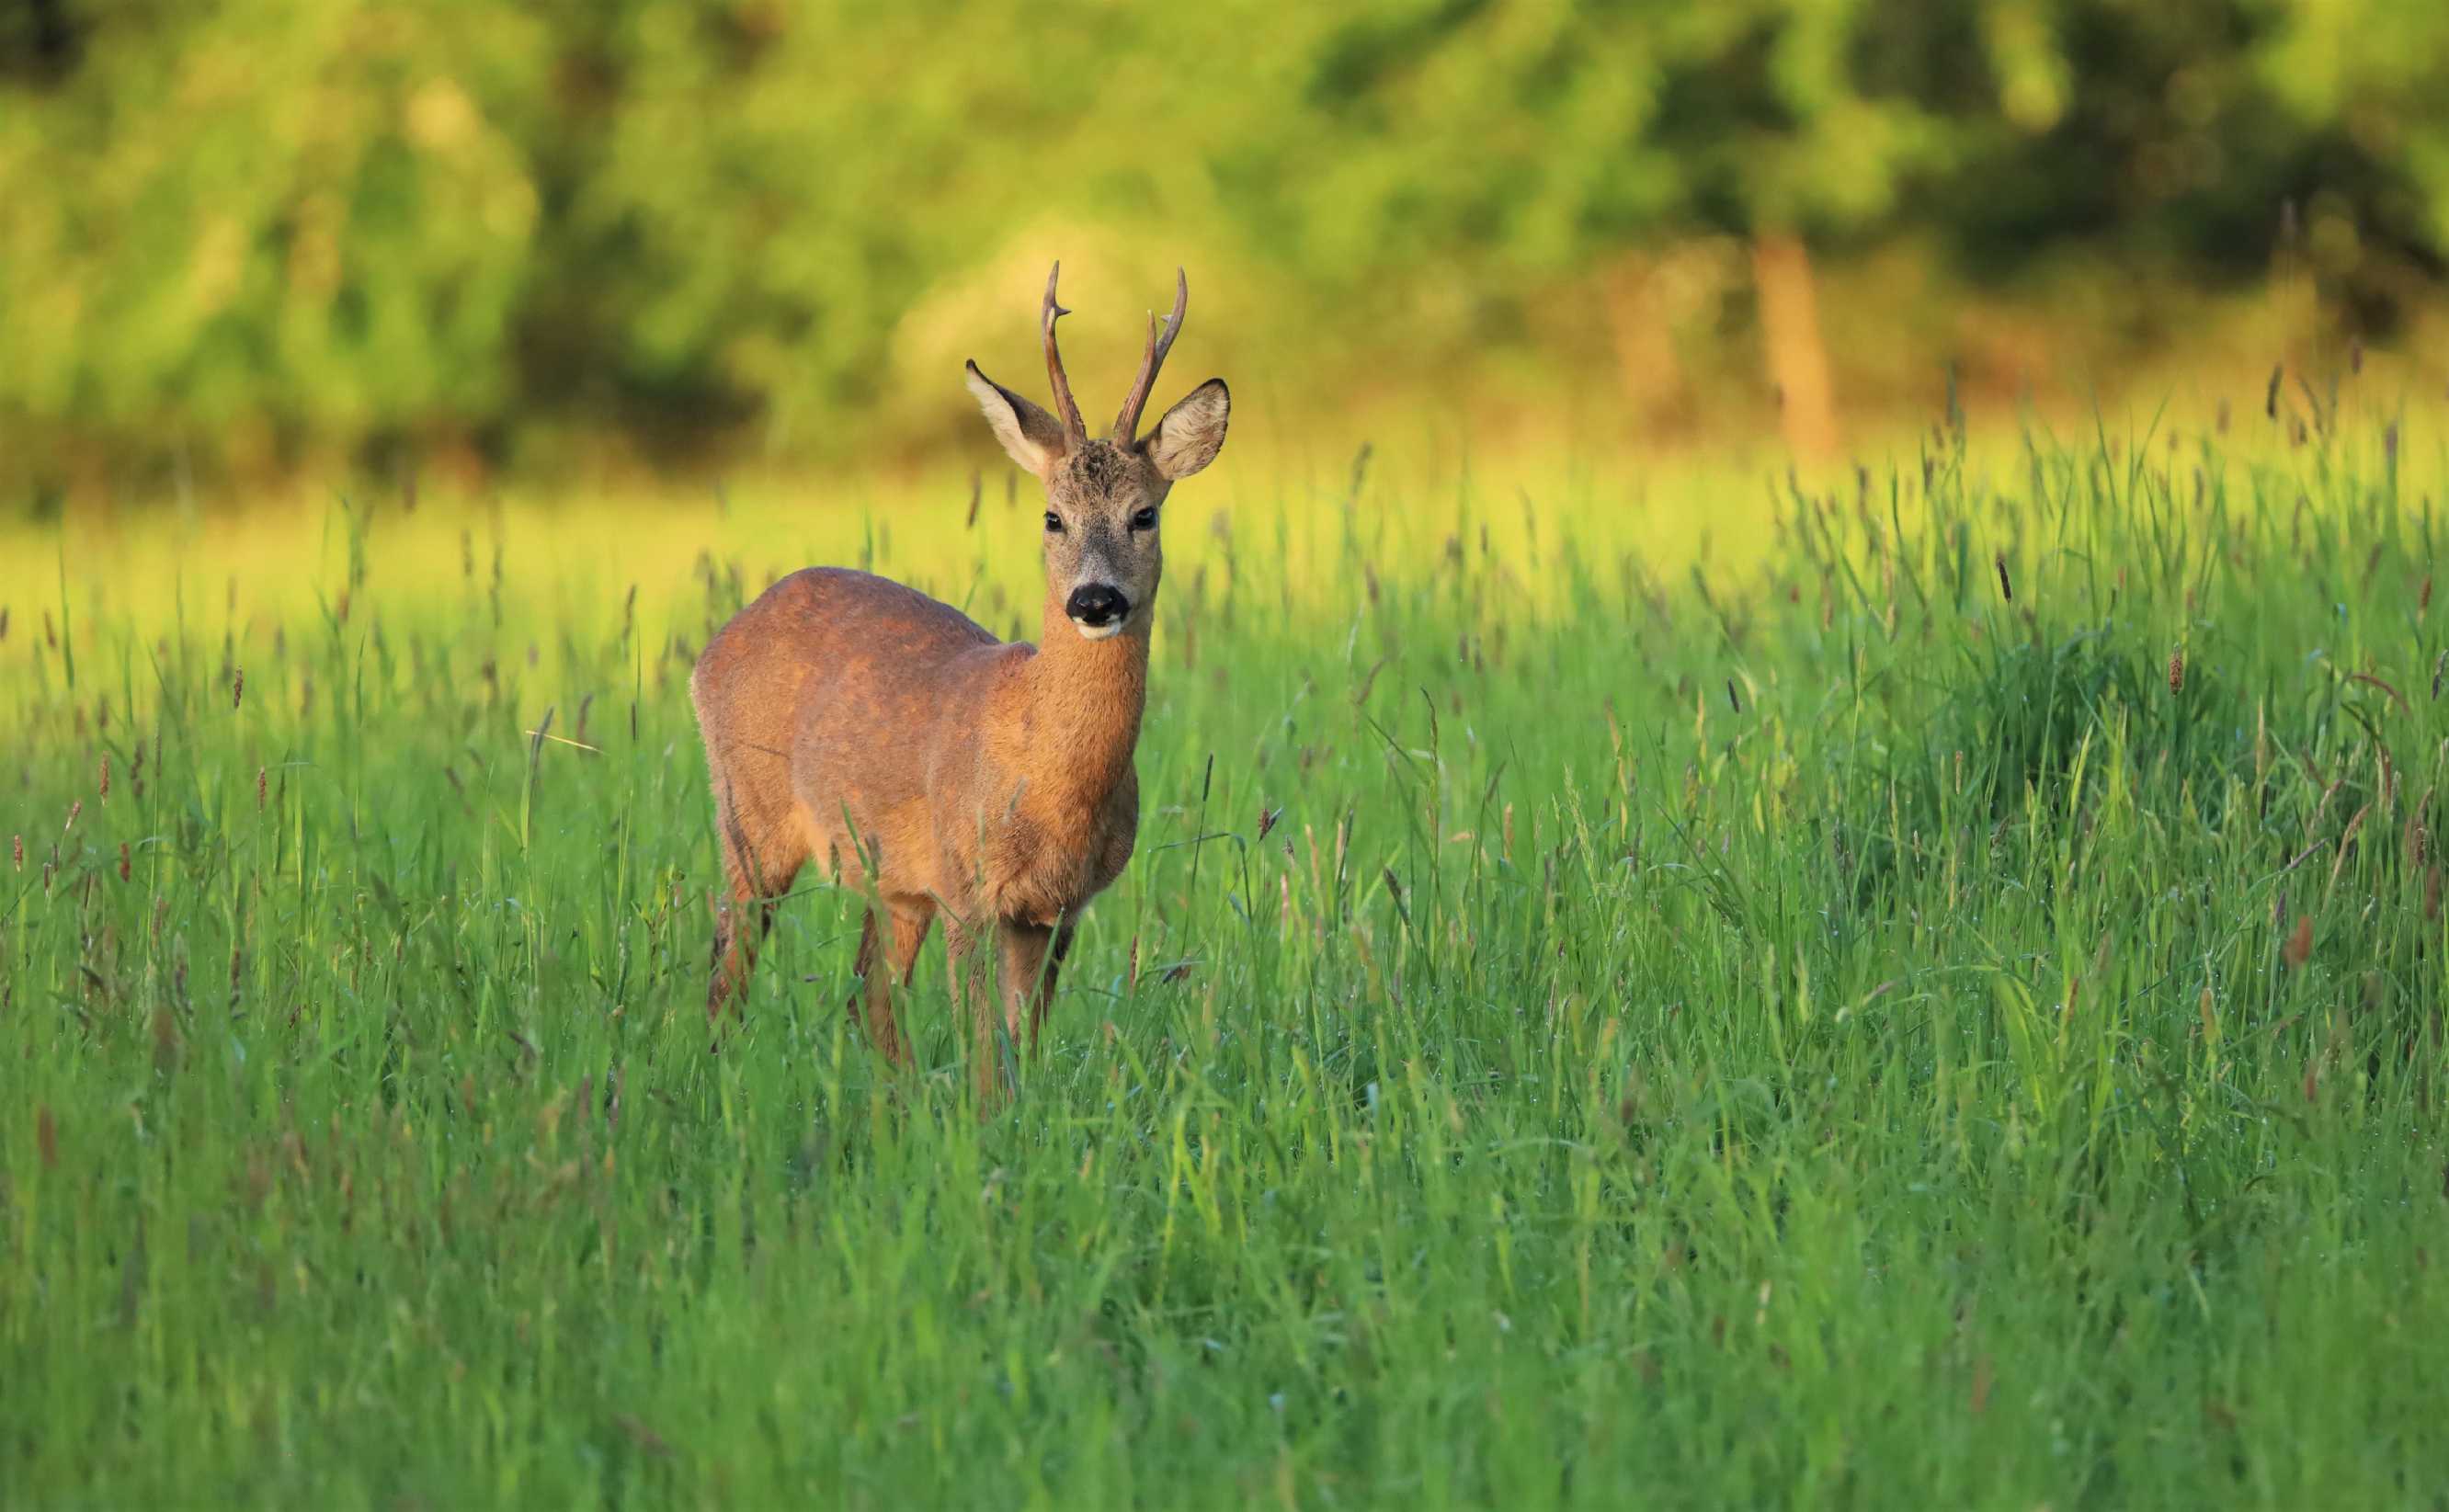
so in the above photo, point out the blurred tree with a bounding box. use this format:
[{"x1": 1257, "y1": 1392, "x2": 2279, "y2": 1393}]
[
  {"x1": 0, "y1": 0, "x2": 2443, "y2": 495},
  {"x1": 0, "y1": 0, "x2": 552, "y2": 481},
  {"x1": 1208, "y1": 0, "x2": 1946, "y2": 449},
  {"x1": 1876, "y1": 0, "x2": 2449, "y2": 326}
]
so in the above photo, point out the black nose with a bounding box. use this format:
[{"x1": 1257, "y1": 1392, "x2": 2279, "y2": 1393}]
[{"x1": 1066, "y1": 584, "x2": 1131, "y2": 627}]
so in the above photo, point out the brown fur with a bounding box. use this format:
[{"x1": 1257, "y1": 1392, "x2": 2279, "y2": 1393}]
[{"x1": 689, "y1": 269, "x2": 1228, "y2": 1104}]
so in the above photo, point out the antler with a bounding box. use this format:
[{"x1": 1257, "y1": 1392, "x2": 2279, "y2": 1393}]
[
  {"x1": 1040, "y1": 262, "x2": 1089, "y2": 449},
  {"x1": 1111, "y1": 267, "x2": 1189, "y2": 443}
]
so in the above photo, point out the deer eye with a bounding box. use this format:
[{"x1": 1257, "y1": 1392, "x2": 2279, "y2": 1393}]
[
  {"x1": 1129, "y1": 506, "x2": 1158, "y2": 532},
  {"x1": 1043, "y1": 512, "x2": 1064, "y2": 534}
]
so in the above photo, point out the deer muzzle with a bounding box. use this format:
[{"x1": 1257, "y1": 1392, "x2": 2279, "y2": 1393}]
[{"x1": 1065, "y1": 583, "x2": 1132, "y2": 639}]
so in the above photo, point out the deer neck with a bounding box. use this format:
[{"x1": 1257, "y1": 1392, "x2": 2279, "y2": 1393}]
[{"x1": 1019, "y1": 588, "x2": 1149, "y2": 805}]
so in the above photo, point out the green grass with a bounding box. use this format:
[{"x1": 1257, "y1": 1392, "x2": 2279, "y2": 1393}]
[{"x1": 4, "y1": 417, "x2": 2445, "y2": 1509}]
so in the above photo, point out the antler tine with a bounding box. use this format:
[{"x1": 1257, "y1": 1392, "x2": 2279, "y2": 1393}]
[
  {"x1": 1112, "y1": 267, "x2": 1189, "y2": 442},
  {"x1": 1041, "y1": 261, "x2": 1088, "y2": 447}
]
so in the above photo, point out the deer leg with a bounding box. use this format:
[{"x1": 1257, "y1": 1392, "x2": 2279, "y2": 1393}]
[
  {"x1": 887, "y1": 905, "x2": 935, "y2": 987},
  {"x1": 848, "y1": 907, "x2": 886, "y2": 1047},
  {"x1": 1042, "y1": 923, "x2": 1076, "y2": 1051},
  {"x1": 944, "y1": 917, "x2": 1011, "y2": 1109},
  {"x1": 849, "y1": 900, "x2": 932, "y2": 1068},
  {"x1": 706, "y1": 795, "x2": 803, "y2": 1023},
  {"x1": 997, "y1": 919, "x2": 1075, "y2": 1058},
  {"x1": 710, "y1": 889, "x2": 794, "y2": 1022}
]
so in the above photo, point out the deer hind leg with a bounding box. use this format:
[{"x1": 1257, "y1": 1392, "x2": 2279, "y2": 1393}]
[
  {"x1": 849, "y1": 899, "x2": 932, "y2": 1068},
  {"x1": 705, "y1": 782, "x2": 806, "y2": 1023},
  {"x1": 997, "y1": 919, "x2": 1076, "y2": 1059}
]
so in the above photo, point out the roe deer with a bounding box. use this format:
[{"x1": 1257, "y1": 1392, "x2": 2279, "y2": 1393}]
[{"x1": 689, "y1": 264, "x2": 1228, "y2": 1101}]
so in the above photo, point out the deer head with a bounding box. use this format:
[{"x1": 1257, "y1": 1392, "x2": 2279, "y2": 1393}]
[{"x1": 964, "y1": 264, "x2": 1230, "y2": 642}]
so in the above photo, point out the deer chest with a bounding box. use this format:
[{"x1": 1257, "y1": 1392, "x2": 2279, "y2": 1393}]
[{"x1": 961, "y1": 774, "x2": 1139, "y2": 926}]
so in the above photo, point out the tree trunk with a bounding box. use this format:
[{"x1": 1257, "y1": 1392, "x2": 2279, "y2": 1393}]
[{"x1": 1752, "y1": 233, "x2": 1838, "y2": 457}]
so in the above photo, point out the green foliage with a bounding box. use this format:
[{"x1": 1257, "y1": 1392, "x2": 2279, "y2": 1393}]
[
  {"x1": 3, "y1": 421, "x2": 2444, "y2": 1504},
  {"x1": 3, "y1": 0, "x2": 2445, "y2": 481}
]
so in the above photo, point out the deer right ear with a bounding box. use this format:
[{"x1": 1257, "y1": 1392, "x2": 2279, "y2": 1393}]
[
  {"x1": 965, "y1": 361, "x2": 1069, "y2": 479},
  {"x1": 1145, "y1": 378, "x2": 1230, "y2": 480}
]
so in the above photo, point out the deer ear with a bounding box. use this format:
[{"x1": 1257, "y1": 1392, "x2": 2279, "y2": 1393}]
[
  {"x1": 1144, "y1": 379, "x2": 1229, "y2": 481},
  {"x1": 965, "y1": 360, "x2": 1068, "y2": 478}
]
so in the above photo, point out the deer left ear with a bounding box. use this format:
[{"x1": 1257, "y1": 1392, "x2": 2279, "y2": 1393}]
[
  {"x1": 965, "y1": 359, "x2": 1070, "y2": 479},
  {"x1": 1143, "y1": 379, "x2": 1229, "y2": 480}
]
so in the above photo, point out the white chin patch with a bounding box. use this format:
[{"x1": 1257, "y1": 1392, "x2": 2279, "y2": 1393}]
[{"x1": 1072, "y1": 617, "x2": 1126, "y2": 642}]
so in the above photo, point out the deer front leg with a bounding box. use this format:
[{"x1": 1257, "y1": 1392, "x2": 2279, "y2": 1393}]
[
  {"x1": 944, "y1": 917, "x2": 1009, "y2": 1108},
  {"x1": 997, "y1": 919, "x2": 1076, "y2": 1058}
]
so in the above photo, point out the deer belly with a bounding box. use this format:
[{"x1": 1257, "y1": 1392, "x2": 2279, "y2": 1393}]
[{"x1": 796, "y1": 797, "x2": 935, "y2": 893}]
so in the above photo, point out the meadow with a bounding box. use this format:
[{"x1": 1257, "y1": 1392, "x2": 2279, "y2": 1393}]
[{"x1": 3, "y1": 407, "x2": 2445, "y2": 1508}]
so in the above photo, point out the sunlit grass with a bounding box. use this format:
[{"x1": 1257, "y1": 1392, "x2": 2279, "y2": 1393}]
[{"x1": 3, "y1": 408, "x2": 2444, "y2": 1507}]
